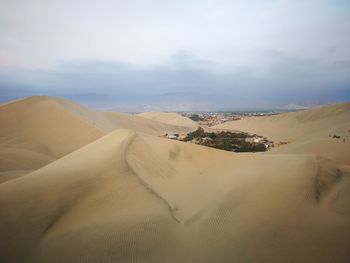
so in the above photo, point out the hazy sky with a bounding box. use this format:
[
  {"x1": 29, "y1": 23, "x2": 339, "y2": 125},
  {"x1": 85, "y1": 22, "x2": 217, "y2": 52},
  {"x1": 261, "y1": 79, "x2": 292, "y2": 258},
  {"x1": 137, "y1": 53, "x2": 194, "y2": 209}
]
[{"x1": 1, "y1": 0, "x2": 350, "y2": 110}]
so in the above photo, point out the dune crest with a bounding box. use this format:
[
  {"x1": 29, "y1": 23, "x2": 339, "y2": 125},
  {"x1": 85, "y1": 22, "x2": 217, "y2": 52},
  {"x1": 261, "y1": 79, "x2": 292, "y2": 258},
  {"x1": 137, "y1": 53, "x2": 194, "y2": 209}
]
[
  {"x1": 213, "y1": 103, "x2": 350, "y2": 142},
  {"x1": 1, "y1": 128, "x2": 350, "y2": 262},
  {"x1": 137, "y1": 111, "x2": 198, "y2": 127},
  {"x1": 0, "y1": 96, "x2": 194, "y2": 182},
  {"x1": 1, "y1": 98, "x2": 350, "y2": 262},
  {"x1": 0, "y1": 96, "x2": 104, "y2": 173},
  {"x1": 213, "y1": 103, "x2": 350, "y2": 165}
]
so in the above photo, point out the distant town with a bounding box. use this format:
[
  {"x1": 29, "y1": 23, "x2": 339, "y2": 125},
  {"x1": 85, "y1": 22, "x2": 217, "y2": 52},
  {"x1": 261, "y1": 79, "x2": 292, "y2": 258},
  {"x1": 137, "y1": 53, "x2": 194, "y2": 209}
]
[{"x1": 181, "y1": 111, "x2": 279, "y2": 126}]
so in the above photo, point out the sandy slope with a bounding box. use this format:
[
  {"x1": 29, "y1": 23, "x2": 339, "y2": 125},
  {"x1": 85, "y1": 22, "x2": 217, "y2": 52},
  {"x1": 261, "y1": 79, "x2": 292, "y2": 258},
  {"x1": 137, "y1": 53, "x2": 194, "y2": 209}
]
[
  {"x1": 51, "y1": 96, "x2": 194, "y2": 135},
  {"x1": 137, "y1": 111, "x2": 198, "y2": 127},
  {"x1": 213, "y1": 103, "x2": 350, "y2": 164},
  {"x1": 1, "y1": 129, "x2": 350, "y2": 262},
  {"x1": 0, "y1": 96, "x2": 104, "y2": 172},
  {"x1": 214, "y1": 103, "x2": 350, "y2": 142},
  {"x1": 1, "y1": 99, "x2": 350, "y2": 262},
  {"x1": 0, "y1": 96, "x2": 194, "y2": 179},
  {"x1": 102, "y1": 111, "x2": 193, "y2": 136}
]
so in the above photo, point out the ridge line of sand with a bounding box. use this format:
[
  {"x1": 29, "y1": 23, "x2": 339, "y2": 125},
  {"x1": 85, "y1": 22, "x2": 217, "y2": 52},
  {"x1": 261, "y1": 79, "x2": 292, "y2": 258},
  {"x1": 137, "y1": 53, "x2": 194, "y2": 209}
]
[
  {"x1": 26, "y1": 129, "x2": 139, "y2": 239},
  {"x1": 313, "y1": 156, "x2": 347, "y2": 204},
  {"x1": 124, "y1": 133, "x2": 182, "y2": 224},
  {"x1": 49, "y1": 98, "x2": 107, "y2": 134}
]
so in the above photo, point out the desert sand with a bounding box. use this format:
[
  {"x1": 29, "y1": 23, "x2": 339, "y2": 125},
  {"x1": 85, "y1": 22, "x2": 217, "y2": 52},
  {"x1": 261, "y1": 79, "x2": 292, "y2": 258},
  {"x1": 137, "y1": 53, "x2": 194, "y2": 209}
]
[
  {"x1": 0, "y1": 97, "x2": 350, "y2": 262},
  {"x1": 0, "y1": 96, "x2": 194, "y2": 181},
  {"x1": 137, "y1": 111, "x2": 198, "y2": 127},
  {"x1": 213, "y1": 103, "x2": 350, "y2": 165}
]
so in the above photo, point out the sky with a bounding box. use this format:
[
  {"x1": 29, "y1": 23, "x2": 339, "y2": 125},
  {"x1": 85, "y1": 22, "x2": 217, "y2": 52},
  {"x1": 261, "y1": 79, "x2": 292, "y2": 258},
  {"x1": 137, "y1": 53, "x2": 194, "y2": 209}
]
[{"x1": 0, "y1": 0, "x2": 350, "y2": 110}]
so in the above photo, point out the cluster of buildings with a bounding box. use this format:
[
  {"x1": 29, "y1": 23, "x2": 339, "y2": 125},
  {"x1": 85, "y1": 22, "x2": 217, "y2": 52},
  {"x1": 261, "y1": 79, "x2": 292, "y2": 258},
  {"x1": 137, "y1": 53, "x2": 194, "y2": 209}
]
[
  {"x1": 182, "y1": 111, "x2": 277, "y2": 127},
  {"x1": 245, "y1": 135, "x2": 274, "y2": 149},
  {"x1": 182, "y1": 112, "x2": 241, "y2": 126}
]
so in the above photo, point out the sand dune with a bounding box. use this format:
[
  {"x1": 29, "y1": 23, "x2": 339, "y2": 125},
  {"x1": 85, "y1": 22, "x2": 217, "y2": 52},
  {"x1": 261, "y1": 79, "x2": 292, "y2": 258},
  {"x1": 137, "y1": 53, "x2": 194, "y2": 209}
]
[
  {"x1": 49, "y1": 96, "x2": 195, "y2": 135},
  {"x1": 0, "y1": 96, "x2": 194, "y2": 178},
  {"x1": 0, "y1": 96, "x2": 104, "y2": 172},
  {"x1": 1, "y1": 129, "x2": 350, "y2": 262},
  {"x1": 213, "y1": 103, "x2": 350, "y2": 164},
  {"x1": 102, "y1": 111, "x2": 193, "y2": 136},
  {"x1": 1, "y1": 98, "x2": 350, "y2": 262},
  {"x1": 271, "y1": 139, "x2": 350, "y2": 165},
  {"x1": 54, "y1": 97, "x2": 193, "y2": 135},
  {"x1": 137, "y1": 111, "x2": 198, "y2": 127},
  {"x1": 214, "y1": 103, "x2": 350, "y2": 143}
]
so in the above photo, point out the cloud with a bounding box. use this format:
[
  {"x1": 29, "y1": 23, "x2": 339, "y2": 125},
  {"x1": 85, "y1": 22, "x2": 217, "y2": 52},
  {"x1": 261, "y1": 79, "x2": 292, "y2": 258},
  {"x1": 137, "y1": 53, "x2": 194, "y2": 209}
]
[
  {"x1": 0, "y1": 50, "x2": 349, "y2": 110},
  {"x1": 0, "y1": 0, "x2": 349, "y2": 109},
  {"x1": 1, "y1": 0, "x2": 350, "y2": 67}
]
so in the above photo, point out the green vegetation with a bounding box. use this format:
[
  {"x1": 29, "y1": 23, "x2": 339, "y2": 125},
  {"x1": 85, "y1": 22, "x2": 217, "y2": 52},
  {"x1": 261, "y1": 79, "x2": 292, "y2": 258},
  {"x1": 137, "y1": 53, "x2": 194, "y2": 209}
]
[
  {"x1": 188, "y1": 114, "x2": 204, "y2": 122},
  {"x1": 181, "y1": 127, "x2": 269, "y2": 152},
  {"x1": 183, "y1": 127, "x2": 206, "y2": 141},
  {"x1": 235, "y1": 142, "x2": 267, "y2": 152}
]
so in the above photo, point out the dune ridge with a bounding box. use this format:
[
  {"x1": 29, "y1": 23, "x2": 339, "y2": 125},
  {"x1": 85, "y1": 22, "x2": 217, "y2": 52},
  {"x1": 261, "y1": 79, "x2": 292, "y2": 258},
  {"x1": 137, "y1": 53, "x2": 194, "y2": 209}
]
[
  {"x1": 0, "y1": 96, "x2": 104, "y2": 173},
  {"x1": 213, "y1": 103, "x2": 350, "y2": 143},
  {"x1": 0, "y1": 96, "x2": 194, "y2": 181},
  {"x1": 1, "y1": 128, "x2": 350, "y2": 262},
  {"x1": 137, "y1": 111, "x2": 198, "y2": 127},
  {"x1": 1, "y1": 98, "x2": 350, "y2": 262},
  {"x1": 213, "y1": 103, "x2": 350, "y2": 165}
]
